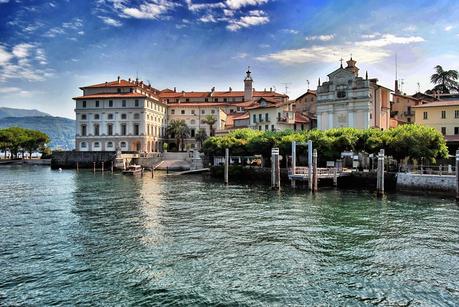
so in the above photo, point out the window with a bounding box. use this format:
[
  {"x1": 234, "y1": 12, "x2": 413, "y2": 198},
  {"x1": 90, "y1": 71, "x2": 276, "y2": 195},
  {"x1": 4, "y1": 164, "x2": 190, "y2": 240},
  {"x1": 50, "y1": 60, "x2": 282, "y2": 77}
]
[
  {"x1": 94, "y1": 142, "x2": 100, "y2": 148},
  {"x1": 109, "y1": 100, "x2": 113, "y2": 107},
  {"x1": 82, "y1": 101, "x2": 86, "y2": 108},
  {"x1": 135, "y1": 99, "x2": 139, "y2": 107},
  {"x1": 337, "y1": 91, "x2": 346, "y2": 98},
  {"x1": 94, "y1": 124, "x2": 100, "y2": 136},
  {"x1": 81, "y1": 125, "x2": 87, "y2": 136},
  {"x1": 191, "y1": 119, "x2": 196, "y2": 125},
  {"x1": 211, "y1": 110, "x2": 215, "y2": 114},
  {"x1": 186, "y1": 98, "x2": 190, "y2": 102},
  {"x1": 258, "y1": 126, "x2": 262, "y2": 130},
  {"x1": 171, "y1": 109, "x2": 175, "y2": 115},
  {"x1": 81, "y1": 114, "x2": 87, "y2": 120},
  {"x1": 407, "y1": 117, "x2": 411, "y2": 123},
  {"x1": 95, "y1": 100, "x2": 99, "y2": 108},
  {"x1": 107, "y1": 124, "x2": 113, "y2": 136},
  {"x1": 230, "y1": 109, "x2": 234, "y2": 113},
  {"x1": 423, "y1": 111, "x2": 428, "y2": 120},
  {"x1": 117, "y1": 88, "x2": 121, "y2": 93},
  {"x1": 134, "y1": 124, "x2": 139, "y2": 136},
  {"x1": 277, "y1": 112, "x2": 281, "y2": 120},
  {"x1": 120, "y1": 141, "x2": 127, "y2": 148},
  {"x1": 108, "y1": 113, "x2": 113, "y2": 120},
  {"x1": 94, "y1": 114, "x2": 100, "y2": 120},
  {"x1": 441, "y1": 110, "x2": 446, "y2": 119},
  {"x1": 202, "y1": 109, "x2": 206, "y2": 114},
  {"x1": 181, "y1": 110, "x2": 185, "y2": 115},
  {"x1": 191, "y1": 129, "x2": 195, "y2": 138},
  {"x1": 271, "y1": 125, "x2": 275, "y2": 131},
  {"x1": 80, "y1": 142, "x2": 87, "y2": 148},
  {"x1": 265, "y1": 125, "x2": 269, "y2": 131},
  {"x1": 191, "y1": 109, "x2": 195, "y2": 115},
  {"x1": 205, "y1": 98, "x2": 209, "y2": 102},
  {"x1": 214, "y1": 98, "x2": 218, "y2": 102},
  {"x1": 259, "y1": 114, "x2": 262, "y2": 122},
  {"x1": 121, "y1": 124, "x2": 127, "y2": 136},
  {"x1": 455, "y1": 127, "x2": 459, "y2": 135},
  {"x1": 121, "y1": 113, "x2": 127, "y2": 120},
  {"x1": 223, "y1": 98, "x2": 227, "y2": 102},
  {"x1": 455, "y1": 110, "x2": 459, "y2": 118},
  {"x1": 253, "y1": 114, "x2": 257, "y2": 123},
  {"x1": 265, "y1": 113, "x2": 269, "y2": 122},
  {"x1": 441, "y1": 127, "x2": 446, "y2": 135},
  {"x1": 133, "y1": 113, "x2": 140, "y2": 120},
  {"x1": 107, "y1": 142, "x2": 113, "y2": 148},
  {"x1": 122, "y1": 100, "x2": 126, "y2": 107},
  {"x1": 407, "y1": 106, "x2": 411, "y2": 115}
]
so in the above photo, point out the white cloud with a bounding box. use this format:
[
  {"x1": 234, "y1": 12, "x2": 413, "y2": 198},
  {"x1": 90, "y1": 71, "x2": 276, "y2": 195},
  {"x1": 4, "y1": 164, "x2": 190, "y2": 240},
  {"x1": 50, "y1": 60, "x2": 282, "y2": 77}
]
[
  {"x1": 232, "y1": 52, "x2": 249, "y2": 59},
  {"x1": 0, "y1": 0, "x2": 10, "y2": 3},
  {"x1": 225, "y1": 0, "x2": 268, "y2": 10},
  {"x1": 99, "y1": 16, "x2": 122, "y2": 27},
  {"x1": 227, "y1": 10, "x2": 269, "y2": 31},
  {"x1": 186, "y1": 0, "x2": 226, "y2": 11},
  {"x1": 404, "y1": 25, "x2": 416, "y2": 32},
  {"x1": 281, "y1": 29, "x2": 299, "y2": 34},
  {"x1": 12, "y1": 43, "x2": 34, "y2": 58},
  {"x1": 444, "y1": 25, "x2": 454, "y2": 31},
  {"x1": 200, "y1": 14, "x2": 217, "y2": 23},
  {"x1": 257, "y1": 33, "x2": 425, "y2": 65},
  {"x1": 305, "y1": 34, "x2": 335, "y2": 41},
  {"x1": 0, "y1": 87, "x2": 31, "y2": 96},
  {"x1": 0, "y1": 46, "x2": 13, "y2": 65},
  {"x1": 356, "y1": 34, "x2": 425, "y2": 47}
]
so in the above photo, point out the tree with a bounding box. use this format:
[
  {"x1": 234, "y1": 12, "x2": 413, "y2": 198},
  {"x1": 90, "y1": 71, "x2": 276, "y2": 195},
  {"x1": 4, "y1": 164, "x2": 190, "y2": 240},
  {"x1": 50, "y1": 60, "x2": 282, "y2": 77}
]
[
  {"x1": 202, "y1": 115, "x2": 217, "y2": 136},
  {"x1": 195, "y1": 128, "x2": 208, "y2": 149},
  {"x1": 22, "y1": 129, "x2": 49, "y2": 158},
  {"x1": 0, "y1": 127, "x2": 50, "y2": 159},
  {"x1": 430, "y1": 65, "x2": 458, "y2": 94},
  {"x1": 166, "y1": 120, "x2": 190, "y2": 151}
]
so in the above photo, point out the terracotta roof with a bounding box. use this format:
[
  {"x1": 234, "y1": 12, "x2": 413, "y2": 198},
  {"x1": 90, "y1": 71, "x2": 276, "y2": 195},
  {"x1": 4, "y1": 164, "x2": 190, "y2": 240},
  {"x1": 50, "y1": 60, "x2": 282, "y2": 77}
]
[
  {"x1": 393, "y1": 93, "x2": 421, "y2": 100},
  {"x1": 167, "y1": 103, "x2": 228, "y2": 107},
  {"x1": 244, "y1": 97, "x2": 288, "y2": 110},
  {"x1": 412, "y1": 100, "x2": 459, "y2": 108},
  {"x1": 225, "y1": 112, "x2": 249, "y2": 128},
  {"x1": 295, "y1": 89, "x2": 317, "y2": 101},
  {"x1": 73, "y1": 92, "x2": 148, "y2": 100},
  {"x1": 159, "y1": 90, "x2": 287, "y2": 99},
  {"x1": 295, "y1": 112, "x2": 310, "y2": 123}
]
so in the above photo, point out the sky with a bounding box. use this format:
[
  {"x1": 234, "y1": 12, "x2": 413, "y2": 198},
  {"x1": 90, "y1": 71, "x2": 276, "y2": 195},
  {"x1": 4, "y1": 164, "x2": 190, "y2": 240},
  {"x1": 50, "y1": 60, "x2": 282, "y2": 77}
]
[{"x1": 1, "y1": 0, "x2": 459, "y2": 119}]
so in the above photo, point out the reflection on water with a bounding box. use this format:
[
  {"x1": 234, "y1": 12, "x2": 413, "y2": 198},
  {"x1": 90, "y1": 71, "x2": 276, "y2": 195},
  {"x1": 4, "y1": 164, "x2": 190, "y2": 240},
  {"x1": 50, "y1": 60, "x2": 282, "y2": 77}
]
[{"x1": 1, "y1": 165, "x2": 458, "y2": 305}]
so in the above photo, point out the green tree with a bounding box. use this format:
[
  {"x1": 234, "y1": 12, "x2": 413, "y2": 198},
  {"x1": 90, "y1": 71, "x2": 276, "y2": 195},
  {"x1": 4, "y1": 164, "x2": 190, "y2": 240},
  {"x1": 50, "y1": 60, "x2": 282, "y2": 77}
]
[
  {"x1": 430, "y1": 65, "x2": 458, "y2": 94},
  {"x1": 195, "y1": 128, "x2": 208, "y2": 149},
  {"x1": 202, "y1": 115, "x2": 217, "y2": 136},
  {"x1": 22, "y1": 129, "x2": 50, "y2": 158},
  {"x1": 167, "y1": 119, "x2": 190, "y2": 151},
  {"x1": 0, "y1": 129, "x2": 13, "y2": 158}
]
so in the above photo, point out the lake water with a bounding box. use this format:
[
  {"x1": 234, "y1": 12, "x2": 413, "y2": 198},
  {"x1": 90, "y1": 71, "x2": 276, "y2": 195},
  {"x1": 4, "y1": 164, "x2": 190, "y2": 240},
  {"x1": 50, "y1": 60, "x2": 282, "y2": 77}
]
[{"x1": 1, "y1": 166, "x2": 458, "y2": 306}]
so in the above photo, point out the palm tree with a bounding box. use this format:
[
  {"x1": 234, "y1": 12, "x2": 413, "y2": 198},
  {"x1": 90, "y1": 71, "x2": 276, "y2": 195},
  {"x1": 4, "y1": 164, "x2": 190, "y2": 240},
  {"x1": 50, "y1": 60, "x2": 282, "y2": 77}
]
[
  {"x1": 195, "y1": 128, "x2": 208, "y2": 149},
  {"x1": 202, "y1": 115, "x2": 217, "y2": 136},
  {"x1": 430, "y1": 65, "x2": 458, "y2": 94},
  {"x1": 167, "y1": 120, "x2": 190, "y2": 151}
]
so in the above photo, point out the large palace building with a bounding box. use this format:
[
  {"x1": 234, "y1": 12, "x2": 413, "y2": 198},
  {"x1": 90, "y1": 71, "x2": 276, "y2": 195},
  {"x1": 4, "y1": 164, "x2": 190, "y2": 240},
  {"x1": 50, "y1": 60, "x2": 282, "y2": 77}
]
[{"x1": 74, "y1": 69, "x2": 306, "y2": 152}]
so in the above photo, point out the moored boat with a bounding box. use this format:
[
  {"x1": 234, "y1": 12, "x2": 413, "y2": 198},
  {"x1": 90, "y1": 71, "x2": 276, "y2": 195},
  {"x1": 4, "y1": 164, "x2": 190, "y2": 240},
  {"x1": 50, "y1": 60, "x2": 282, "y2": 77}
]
[{"x1": 122, "y1": 165, "x2": 143, "y2": 176}]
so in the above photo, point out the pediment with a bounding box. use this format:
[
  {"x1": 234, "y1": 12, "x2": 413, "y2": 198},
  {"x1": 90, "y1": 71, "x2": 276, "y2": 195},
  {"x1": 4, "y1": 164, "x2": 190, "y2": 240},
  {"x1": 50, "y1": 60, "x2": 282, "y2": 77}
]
[{"x1": 327, "y1": 67, "x2": 354, "y2": 81}]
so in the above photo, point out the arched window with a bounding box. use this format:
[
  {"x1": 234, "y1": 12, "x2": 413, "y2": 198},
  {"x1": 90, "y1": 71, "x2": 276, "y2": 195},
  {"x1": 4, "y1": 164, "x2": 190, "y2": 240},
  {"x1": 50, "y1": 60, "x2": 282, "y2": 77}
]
[
  {"x1": 107, "y1": 142, "x2": 113, "y2": 148},
  {"x1": 80, "y1": 142, "x2": 87, "y2": 148},
  {"x1": 94, "y1": 142, "x2": 100, "y2": 148},
  {"x1": 120, "y1": 141, "x2": 127, "y2": 148},
  {"x1": 133, "y1": 113, "x2": 140, "y2": 120}
]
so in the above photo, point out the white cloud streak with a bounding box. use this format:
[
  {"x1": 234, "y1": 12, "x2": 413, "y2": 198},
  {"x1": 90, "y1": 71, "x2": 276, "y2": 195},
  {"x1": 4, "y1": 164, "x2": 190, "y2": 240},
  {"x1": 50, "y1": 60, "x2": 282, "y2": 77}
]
[{"x1": 305, "y1": 34, "x2": 335, "y2": 41}]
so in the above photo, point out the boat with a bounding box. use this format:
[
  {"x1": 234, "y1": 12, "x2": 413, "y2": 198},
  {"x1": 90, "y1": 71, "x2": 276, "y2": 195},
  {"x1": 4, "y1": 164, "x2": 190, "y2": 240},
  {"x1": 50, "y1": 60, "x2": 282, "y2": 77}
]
[{"x1": 122, "y1": 165, "x2": 143, "y2": 176}]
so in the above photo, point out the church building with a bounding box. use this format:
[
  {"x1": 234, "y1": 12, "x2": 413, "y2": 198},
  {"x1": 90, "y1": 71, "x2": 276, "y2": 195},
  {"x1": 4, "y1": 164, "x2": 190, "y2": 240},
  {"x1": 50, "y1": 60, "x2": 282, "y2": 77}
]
[{"x1": 316, "y1": 58, "x2": 391, "y2": 130}]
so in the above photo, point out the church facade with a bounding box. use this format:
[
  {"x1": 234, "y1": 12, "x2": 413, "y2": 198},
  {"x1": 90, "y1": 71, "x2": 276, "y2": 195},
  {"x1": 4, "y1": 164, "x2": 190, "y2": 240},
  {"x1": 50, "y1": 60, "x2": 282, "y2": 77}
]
[{"x1": 316, "y1": 58, "x2": 391, "y2": 130}]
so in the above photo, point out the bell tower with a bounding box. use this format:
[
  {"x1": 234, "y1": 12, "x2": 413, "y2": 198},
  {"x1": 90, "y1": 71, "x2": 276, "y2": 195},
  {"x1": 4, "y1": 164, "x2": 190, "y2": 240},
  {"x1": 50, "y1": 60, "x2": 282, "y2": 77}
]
[{"x1": 244, "y1": 67, "x2": 253, "y2": 101}]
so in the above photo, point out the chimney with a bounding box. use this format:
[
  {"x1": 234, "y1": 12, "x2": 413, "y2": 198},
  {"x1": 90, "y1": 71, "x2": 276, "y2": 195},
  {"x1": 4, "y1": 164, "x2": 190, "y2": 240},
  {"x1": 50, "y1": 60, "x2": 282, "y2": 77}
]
[
  {"x1": 117, "y1": 76, "x2": 120, "y2": 83},
  {"x1": 264, "y1": 88, "x2": 266, "y2": 92},
  {"x1": 270, "y1": 87, "x2": 272, "y2": 92},
  {"x1": 174, "y1": 87, "x2": 176, "y2": 92},
  {"x1": 211, "y1": 86, "x2": 215, "y2": 92},
  {"x1": 128, "y1": 78, "x2": 131, "y2": 82},
  {"x1": 229, "y1": 86, "x2": 232, "y2": 92},
  {"x1": 244, "y1": 67, "x2": 253, "y2": 101},
  {"x1": 395, "y1": 79, "x2": 400, "y2": 94}
]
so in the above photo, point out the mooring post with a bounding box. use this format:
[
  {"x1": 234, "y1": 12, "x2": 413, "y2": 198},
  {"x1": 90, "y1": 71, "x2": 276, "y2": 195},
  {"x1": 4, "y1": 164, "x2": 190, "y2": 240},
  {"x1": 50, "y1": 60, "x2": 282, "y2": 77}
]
[
  {"x1": 271, "y1": 148, "x2": 280, "y2": 189},
  {"x1": 224, "y1": 148, "x2": 229, "y2": 185},
  {"x1": 456, "y1": 150, "x2": 459, "y2": 202},
  {"x1": 111, "y1": 161, "x2": 114, "y2": 174},
  {"x1": 312, "y1": 149, "x2": 318, "y2": 193},
  {"x1": 308, "y1": 140, "x2": 313, "y2": 191},
  {"x1": 291, "y1": 141, "x2": 296, "y2": 188},
  {"x1": 76, "y1": 162, "x2": 79, "y2": 173},
  {"x1": 333, "y1": 167, "x2": 338, "y2": 186},
  {"x1": 377, "y1": 149, "x2": 385, "y2": 197},
  {"x1": 101, "y1": 162, "x2": 104, "y2": 173},
  {"x1": 93, "y1": 162, "x2": 96, "y2": 174}
]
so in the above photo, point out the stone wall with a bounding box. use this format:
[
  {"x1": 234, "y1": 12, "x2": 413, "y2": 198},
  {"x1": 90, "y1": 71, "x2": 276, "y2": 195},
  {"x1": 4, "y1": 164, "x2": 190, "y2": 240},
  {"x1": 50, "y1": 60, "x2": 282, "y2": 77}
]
[
  {"x1": 396, "y1": 173, "x2": 456, "y2": 194},
  {"x1": 51, "y1": 151, "x2": 117, "y2": 169}
]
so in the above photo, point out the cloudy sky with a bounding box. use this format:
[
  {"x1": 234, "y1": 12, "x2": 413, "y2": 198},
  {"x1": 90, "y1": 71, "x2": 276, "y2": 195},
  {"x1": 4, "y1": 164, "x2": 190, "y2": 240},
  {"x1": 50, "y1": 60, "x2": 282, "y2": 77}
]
[{"x1": 1, "y1": 0, "x2": 459, "y2": 118}]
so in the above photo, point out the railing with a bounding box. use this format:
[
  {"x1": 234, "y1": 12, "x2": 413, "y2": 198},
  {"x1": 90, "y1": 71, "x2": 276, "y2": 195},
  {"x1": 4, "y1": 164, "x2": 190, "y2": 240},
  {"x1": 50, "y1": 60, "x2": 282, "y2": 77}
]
[
  {"x1": 398, "y1": 165, "x2": 456, "y2": 176},
  {"x1": 289, "y1": 167, "x2": 340, "y2": 178}
]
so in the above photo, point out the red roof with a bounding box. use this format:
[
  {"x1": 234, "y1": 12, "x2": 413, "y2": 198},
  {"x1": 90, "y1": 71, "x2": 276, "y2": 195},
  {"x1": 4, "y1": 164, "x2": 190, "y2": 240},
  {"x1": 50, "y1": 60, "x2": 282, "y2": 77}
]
[
  {"x1": 167, "y1": 102, "x2": 228, "y2": 107},
  {"x1": 244, "y1": 97, "x2": 288, "y2": 110},
  {"x1": 412, "y1": 100, "x2": 459, "y2": 108},
  {"x1": 225, "y1": 112, "x2": 250, "y2": 128},
  {"x1": 73, "y1": 92, "x2": 148, "y2": 100},
  {"x1": 159, "y1": 90, "x2": 287, "y2": 99},
  {"x1": 295, "y1": 112, "x2": 310, "y2": 123}
]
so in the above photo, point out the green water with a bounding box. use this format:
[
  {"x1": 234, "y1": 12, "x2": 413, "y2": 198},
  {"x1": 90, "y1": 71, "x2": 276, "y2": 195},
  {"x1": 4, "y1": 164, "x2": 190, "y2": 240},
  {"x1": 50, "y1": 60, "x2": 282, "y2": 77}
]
[{"x1": 1, "y1": 166, "x2": 458, "y2": 306}]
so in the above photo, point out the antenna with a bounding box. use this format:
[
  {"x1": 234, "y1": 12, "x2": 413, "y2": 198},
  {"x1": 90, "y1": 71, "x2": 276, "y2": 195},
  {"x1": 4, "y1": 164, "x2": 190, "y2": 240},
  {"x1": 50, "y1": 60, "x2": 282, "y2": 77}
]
[
  {"x1": 399, "y1": 78, "x2": 405, "y2": 93},
  {"x1": 272, "y1": 85, "x2": 276, "y2": 92},
  {"x1": 395, "y1": 53, "x2": 398, "y2": 82},
  {"x1": 281, "y1": 82, "x2": 292, "y2": 95},
  {"x1": 306, "y1": 80, "x2": 310, "y2": 90},
  {"x1": 417, "y1": 82, "x2": 421, "y2": 93}
]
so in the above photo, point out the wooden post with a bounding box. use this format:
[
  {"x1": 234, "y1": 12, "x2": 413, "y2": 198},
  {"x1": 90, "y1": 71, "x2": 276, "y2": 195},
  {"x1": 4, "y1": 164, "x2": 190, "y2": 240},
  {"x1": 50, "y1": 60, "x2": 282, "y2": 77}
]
[
  {"x1": 291, "y1": 141, "x2": 296, "y2": 188},
  {"x1": 377, "y1": 149, "x2": 385, "y2": 197},
  {"x1": 93, "y1": 162, "x2": 96, "y2": 174},
  {"x1": 101, "y1": 162, "x2": 104, "y2": 173},
  {"x1": 76, "y1": 162, "x2": 79, "y2": 173},
  {"x1": 456, "y1": 150, "x2": 459, "y2": 202},
  {"x1": 333, "y1": 168, "x2": 338, "y2": 186},
  {"x1": 271, "y1": 148, "x2": 280, "y2": 189},
  {"x1": 308, "y1": 140, "x2": 313, "y2": 191},
  {"x1": 224, "y1": 148, "x2": 229, "y2": 185},
  {"x1": 111, "y1": 161, "x2": 114, "y2": 174},
  {"x1": 312, "y1": 149, "x2": 318, "y2": 193}
]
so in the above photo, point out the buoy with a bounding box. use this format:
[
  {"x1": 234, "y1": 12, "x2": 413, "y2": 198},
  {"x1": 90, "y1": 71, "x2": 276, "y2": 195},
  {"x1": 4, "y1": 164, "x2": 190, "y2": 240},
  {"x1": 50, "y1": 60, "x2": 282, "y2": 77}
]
[{"x1": 58, "y1": 168, "x2": 62, "y2": 172}]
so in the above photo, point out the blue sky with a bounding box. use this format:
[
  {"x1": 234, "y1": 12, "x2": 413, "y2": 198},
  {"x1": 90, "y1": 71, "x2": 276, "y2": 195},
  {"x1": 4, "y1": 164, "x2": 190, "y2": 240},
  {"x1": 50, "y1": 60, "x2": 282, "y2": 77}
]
[{"x1": 1, "y1": 0, "x2": 459, "y2": 118}]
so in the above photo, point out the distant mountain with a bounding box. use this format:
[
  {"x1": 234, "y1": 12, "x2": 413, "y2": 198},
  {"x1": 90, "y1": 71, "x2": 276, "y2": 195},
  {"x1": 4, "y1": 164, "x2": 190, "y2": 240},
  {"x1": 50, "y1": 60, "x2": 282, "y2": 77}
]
[
  {"x1": 0, "y1": 116, "x2": 75, "y2": 150},
  {"x1": 0, "y1": 107, "x2": 50, "y2": 119}
]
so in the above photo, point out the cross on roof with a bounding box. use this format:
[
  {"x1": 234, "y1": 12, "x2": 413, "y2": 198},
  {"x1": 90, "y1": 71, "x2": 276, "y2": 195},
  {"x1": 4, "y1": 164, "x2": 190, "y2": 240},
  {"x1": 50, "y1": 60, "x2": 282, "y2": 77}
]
[{"x1": 339, "y1": 58, "x2": 343, "y2": 67}]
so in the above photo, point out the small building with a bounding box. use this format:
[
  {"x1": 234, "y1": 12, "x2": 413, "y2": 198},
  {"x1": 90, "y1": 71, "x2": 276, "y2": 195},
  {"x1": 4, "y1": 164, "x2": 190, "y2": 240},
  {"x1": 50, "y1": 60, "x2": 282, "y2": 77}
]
[
  {"x1": 316, "y1": 57, "x2": 391, "y2": 130},
  {"x1": 293, "y1": 89, "x2": 317, "y2": 128},
  {"x1": 413, "y1": 100, "x2": 459, "y2": 138}
]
